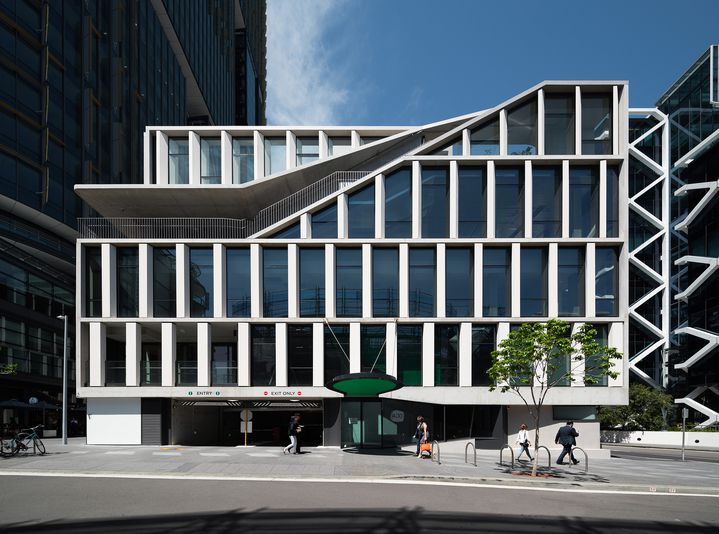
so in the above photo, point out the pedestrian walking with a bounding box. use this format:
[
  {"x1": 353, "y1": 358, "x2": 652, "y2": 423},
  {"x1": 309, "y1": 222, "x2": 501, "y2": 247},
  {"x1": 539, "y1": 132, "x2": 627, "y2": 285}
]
[
  {"x1": 283, "y1": 413, "x2": 301, "y2": 455},
  {"x1": 414, "y1": 416, "x2": 429, "y2": 458},
  {"x1": 516, "y1": 423, "x2": 533, "y2": 461},
  {"x1": 555, "y1": 421, "x2": 579, "y2": 465}
]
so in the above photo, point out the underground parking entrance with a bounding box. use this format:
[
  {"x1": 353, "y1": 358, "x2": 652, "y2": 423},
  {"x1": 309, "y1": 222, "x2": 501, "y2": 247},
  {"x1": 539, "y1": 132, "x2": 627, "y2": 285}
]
[{"x1": 171, "y1": 400, "x2": 323, "y2": 447}]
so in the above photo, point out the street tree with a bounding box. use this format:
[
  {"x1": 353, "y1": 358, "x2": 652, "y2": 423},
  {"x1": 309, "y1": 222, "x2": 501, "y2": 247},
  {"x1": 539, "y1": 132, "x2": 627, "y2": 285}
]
[
  {"x1": 598, "y1": 384, "x2": 674, "y2": 431},
  {"x1": 488, "y1": 319, "x2": 622, "y2": 476}
]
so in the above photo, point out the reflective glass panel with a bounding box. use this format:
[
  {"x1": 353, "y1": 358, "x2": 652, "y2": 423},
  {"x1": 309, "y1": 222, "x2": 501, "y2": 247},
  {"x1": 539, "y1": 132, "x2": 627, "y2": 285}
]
[
  {"x1": 595, "y1": 248, "x2": 618, "y2": 317},
  {"x1": 483, "y1": 248, "x2": 510, "y2": 317},
  {"x1": 558, "y1": 247, "x2": 585, "y2": 316},
  {"x1": 409, "y1": 248, "x2": 436, "y2": 317},
  {"x1": 507, "y1": 99, "x2": 538, "y2": 155},
  {"x1": 520, "y1": 248, "x2": 548, "y2": 317},
  {"x1": 226, "y1": 248, "x2": 251, "y2": 317},
  {"x1": 232, "y1": 138, "x2": 254, "y2": 184},
  {"x1": 458, "y1": 166, "x2": 486, "y2": 237},
  {"x1": 312, "y1": 203, "x2": 337, "y2": 239},
  {"x1": 421, "y1": 166, "x2": 449, "y2": 238},
  {"x1": 288, "y1": 325, "x2": 313, "y2": 386},
  {"x1": 189, "y1": 248, "x2": 213, "y2": 318},
  {"x1": 176, "y1": 343, "x2": 198, "y2": 386},
  {"x1": 211, "y1": 343, "x2": 236, "y2": 386},
  {"x1": 263, "y1": 248, "x2": 287, "y2": 317},
  {"x1": 348, "y1": 184, "x2": 375, "y2": 238},
  {"x1": 325, "y1": 325, "x2": 350, "y2": 381},
  {"x1": 472, "y1": 325, "x2": 496, "y2": 386},
  {"x1": 495, "y1": 167, "x2": 524, "y2": 238},
  {"x1": 397, "y1": 325, "x2": 422, "y2": 386},
  {"x1": 200, "y1": 138, "x2": 221, "y2": 184},
  {"x1": 328, "y1": 137, "x2": 352, "y2": 156},
  {"x1": 361, "y1": 325, "x2": 386, "y2": 373},
  {"x1": 532, "y1": 166, "x2": 562, "y2": 237},
  {"x1": 586, "y1": 324, "x2": 609, "y2": 386},
  {"x1": 168, "y1": 139, "x2": 189, "y2": 184},
  {"x1": 435, "y1": 324, "x2": 459, "y2": 386},
  {"x1": 606, "y1": 165, "x2": 619, "y2": 237},
  {"x1": 384, "y1": 168, "x2": 412, "y2": 238},
  {"x1": 264, "y1": 137, "x2": 286, "y2": 176},
  {"x1": 544, "y1": 93, "x2": 575, "y2": 155},
  {"x1": 296, "y1": 136, "x2": 319, "y2": 166},
  {"x1": 446, "y1": 248, "x2": 473, "y2": 317},
  {"x1": 470, "y1": 119, "x2": 500, "y2": 155},
  {"x1": 569, "y1": 166, "x2": 599, "y2": 237},
  {"x1": 140, "y1": 343, "x2": 162, "y2": 386},
  {"x1": 85, "y1": 247, "x2": 102, "y2": 317},
  {"x1": 117, "y1": 247, "x2": 139, "y2": 317},
  {"x1": 300, "y1": 248, "x2": 324, "y2": 317},
  {"x1": 336, "y1": 248, "x2": 362, "y2": 317},
  {"x1": 251, "y1": 325, "x2": 275, "y2": 386},
  {"x1": 581, "y1": 93, "x2": 612, "y2": 155},
  {"x1": 373, "y1": 248, "x2": 399, "y2": 317},
  {"x1": 153, "y1": 247, "x2": 176, "y2": 317}
]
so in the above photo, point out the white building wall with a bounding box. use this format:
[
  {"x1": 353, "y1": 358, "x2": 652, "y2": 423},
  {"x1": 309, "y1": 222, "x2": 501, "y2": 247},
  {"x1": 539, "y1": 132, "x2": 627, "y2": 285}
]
[{"x1": 86, "y1": 398, "x2": 142, "y2": 445}]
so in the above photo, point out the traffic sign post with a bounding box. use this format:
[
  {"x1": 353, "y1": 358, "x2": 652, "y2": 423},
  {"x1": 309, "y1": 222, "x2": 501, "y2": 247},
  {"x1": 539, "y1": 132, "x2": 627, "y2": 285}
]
[{"x1": 681, "y1": 407, "x2": 688, "y2": 462}]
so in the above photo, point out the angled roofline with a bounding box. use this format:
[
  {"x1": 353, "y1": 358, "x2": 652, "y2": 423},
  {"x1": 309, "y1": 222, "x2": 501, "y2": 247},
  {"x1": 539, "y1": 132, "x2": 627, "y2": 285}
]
[{"x1": 656, "y1": 46, "x2": 714, "y2": 108}]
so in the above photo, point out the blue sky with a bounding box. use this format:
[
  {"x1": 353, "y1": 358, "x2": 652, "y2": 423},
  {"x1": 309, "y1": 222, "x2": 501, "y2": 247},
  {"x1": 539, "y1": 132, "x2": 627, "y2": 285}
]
[{"x1": 266, "y1": 0, "x2": 719, "y2": 126}]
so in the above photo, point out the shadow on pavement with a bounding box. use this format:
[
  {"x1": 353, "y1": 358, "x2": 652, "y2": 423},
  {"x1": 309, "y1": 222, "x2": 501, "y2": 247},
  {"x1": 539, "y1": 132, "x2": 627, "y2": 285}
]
[
  {"x1": 341, "y1": 447, "x2": 416, "y2": 456},
  {"x1": 494, "y1": 462, "x2": 611, "y2": 483},
  {"x1": 3, "y1": 507, "x2": 715, "y2": 533}
]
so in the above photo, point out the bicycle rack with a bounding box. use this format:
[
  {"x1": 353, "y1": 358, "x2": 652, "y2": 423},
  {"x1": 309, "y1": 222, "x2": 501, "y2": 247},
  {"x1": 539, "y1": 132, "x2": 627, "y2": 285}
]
[
  {"x1": 431, "y1": 440, "x2": 441, "y2": 465},
  {"x1": 465, "y1": 442, "x2": 476, "y2": 466},
  {"x1": 499, "y1": 444, "x2": 514, "y2": 467},
  {"x1": 536, "y1": 445, "x2": 551, "y2": 468},
  {"x1": 570, "y1": 446, "x2": 588, "y2": 472}
]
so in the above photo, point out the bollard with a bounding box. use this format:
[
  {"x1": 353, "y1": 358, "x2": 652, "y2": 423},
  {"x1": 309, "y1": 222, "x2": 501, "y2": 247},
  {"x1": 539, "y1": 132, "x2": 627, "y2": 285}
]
[
  {"x1": 465, "y1": 441, "x2": 477, "y2": 467},
  {"x1": 431, "y1": 440, "x2": 441, "y2": 465},
  {"x1": 536, "y1": 445, "x2": 551, "y2": 468},
  {"x1": 570, "y1": 446, "x2": 588, "y2": 472},
  {"x1": 499, "y1": 444, "x2": 514, "y2": 467}
]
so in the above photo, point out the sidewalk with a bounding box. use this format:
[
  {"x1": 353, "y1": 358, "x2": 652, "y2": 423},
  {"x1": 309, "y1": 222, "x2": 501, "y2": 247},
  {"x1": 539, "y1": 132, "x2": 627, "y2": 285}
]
[{"x1": 2, "y1": 438, "x2": 718, "y2": 495}]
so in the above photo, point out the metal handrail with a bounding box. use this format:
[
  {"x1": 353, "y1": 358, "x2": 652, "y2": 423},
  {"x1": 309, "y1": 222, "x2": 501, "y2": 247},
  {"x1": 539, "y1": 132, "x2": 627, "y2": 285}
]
[
  {"x1": 499, "y1": 444, "x2": 514, "y2": 467},
  {"x1": 570, "y1": 446, "x2": 588, "y2": 472},
  {"x1": 536, "y1": 445, "x2": 551, "y2": 468},
  {"x1": 431, "y1": 440, "x2": 440, "y2": 465},
  {"x1": 465, "y1": 442, "x2": 476, "y2": 466}
]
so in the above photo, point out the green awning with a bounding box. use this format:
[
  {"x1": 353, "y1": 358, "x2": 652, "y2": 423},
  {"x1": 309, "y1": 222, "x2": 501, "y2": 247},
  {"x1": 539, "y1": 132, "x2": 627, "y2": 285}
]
[{"x1": 326, "y1": 372, "x2": 403, "y2": 397}]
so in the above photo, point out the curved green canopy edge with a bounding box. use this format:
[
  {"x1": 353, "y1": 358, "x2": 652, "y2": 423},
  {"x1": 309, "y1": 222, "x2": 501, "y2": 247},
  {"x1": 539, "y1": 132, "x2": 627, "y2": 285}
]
[{"x1": 326, "y1": 372, "x2": 403, "y2": 397}]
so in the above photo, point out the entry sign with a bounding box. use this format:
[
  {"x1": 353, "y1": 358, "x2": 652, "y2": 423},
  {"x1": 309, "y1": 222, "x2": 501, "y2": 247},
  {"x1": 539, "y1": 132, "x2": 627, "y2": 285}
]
[
  {"x1": 240, "y1": 422, "x2": 253, "y2": 433},
  {"x1": 241, "y1": 410, "x2": 253, "y2": 421}
]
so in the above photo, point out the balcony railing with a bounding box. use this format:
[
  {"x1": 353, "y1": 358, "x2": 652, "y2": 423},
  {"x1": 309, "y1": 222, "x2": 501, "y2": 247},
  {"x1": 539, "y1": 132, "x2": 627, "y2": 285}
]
[{"x1": 78, "y1": 171, "x2": 371, "y2": 240}]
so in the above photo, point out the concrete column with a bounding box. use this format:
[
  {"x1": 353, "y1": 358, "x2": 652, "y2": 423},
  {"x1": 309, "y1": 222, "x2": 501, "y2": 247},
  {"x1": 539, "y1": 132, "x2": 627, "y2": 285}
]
[
  {"x1": 524, "y1": 161, "x2": 532, "y2": 238},
  {"x1": 612, "y1": 86, "x2": 619, "y2": 155},
  {"x1": 319, "y1": 130, "x2": 329, "y2": 159},
  {"x1": 499, "y1": 109, "x2": 508, "y2": 156},
  {"x1": 599, "y1": 160, "x2": 607, "y2": 238},
  {"x1": 325, "y1": 244, "x2": 335, "y2": 318},
  {"x1": 487, "y1": 161, "x2": 496, "y2": 238},
  {"x1": 176, "y1": 244, "x2": 189, "y2": 318},
  {"x1": 362, "y1": 244, "x2": 372, "y2": 318},
  {"x1": 286, "y1": 130, "x2": 296, "y2": 170},
  {"x1": 161, "y1": 322, "x2": 176, "y2": 387},
  {"x1": 197, "y1": 323, "x2": 211, "y2": 387},
  {"x1": 422, "y1": 322, "x2": 434, "y2": 387},
  {"x1": 449, "y1": 161, "x2": 459, "y2": 238},
  {"x1": 562, "y1": 160, "x2": 570, "y2": 238},
  {"x1": 337, "y1": 194, "x2": 348, "y2": 239},
  {"x1": 89, "y1": 322, "x2": 106, "y2": 387},
  {"x1": 275, "y1": 323, "x2": 288, "y2": 386},
  {"x1": 221, "y1": 130, "x2": 233, "y2": 185},
  {"x1": 349, "y1": 322, "x2": 361, "y2": 373},
  {"x1": 548, "y1": 243, "x2": 559, "y2": 317},
  {"x1": 313, "y1": 322, "x2": 324, "y2": 386},
  {"x1": 214, "y1": 244, "x2": 225, "y2": 318},
  {"x1": 375, "y1": 174, "x2": 385, "y2": 239},
  {"x1": 386, "y1": 321, "x2": 398, "y2": 378},
  {"x1": 101, "y1": 244, "x2": 116, "y2": 318},
  {"x1": 474, "y1": 243, "x2": 483, "y2": 318},
  {"x1": 412, "y1": 161, "x2": 421, "y2": 238},
  {"x1": 436, "y1": 244, "x2": 446, "y2": 318},
  {"x1": 125, "y1": 322, "x2": 141, "y2": 387},
  {"x1": 254, "y1": 131, "x2": 264, "y2": 179},
  {"x1": 459, "y1": 322, "x2": 472, "y2": 387},
  {"x1": 462, "y1": 128, "x2": 470, "y2": 156},
  {"x1": 287, "y1": 244, "x2": 298, "y2": 318},
  {"x1": 237, "y1": 322, "x2": 251, "y2": 386},
  {"x1": 351, "y1": 130, "x2": 361, "y2": 148},
  {"x1": 188, "y1": 131, "x2": 201, "y2": 185},
  {"x1": 155, "y1": 131, "x2": 168, "y2": 185},
  {"x1": 608, "y1": 322, "x2": 624, "y2": 387},
  {"x1": 585, "y1": 243, "x2": 596, "y2": 318},
  {"x1": 511, "y1": 243, "x2": 521, "y2": 318},
  {"x1": 399, "y1": 243, "x2": 409, "y2": 318},
  {"x1": 143, "y1": 131, "x2": 152, "y2": 184},
  {"x1": 139, "y1": 244, "x2": 152, "y2": 318},
  {"x1": 251, "y1": 244, "x2": 262, "y2": 317},
  {"x1": 300, "y1": 213, "x2": 311, "y2": 239},
  {"x1": 575, "y1": 86, "x2": 582, "y2": 156},
  {"x1": 537, "y1": 88, "x2": 545, "y2": 156}
]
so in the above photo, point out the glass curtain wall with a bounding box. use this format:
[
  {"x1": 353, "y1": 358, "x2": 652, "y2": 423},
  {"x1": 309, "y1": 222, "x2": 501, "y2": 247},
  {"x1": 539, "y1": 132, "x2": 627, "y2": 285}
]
[
  {"x1": 397, "y1": 325, "x2": 422, "y2": 386},
  {"x1": 226, "y1": 248, "x2": 251, "y2": 317},
  {"x1": 495, "y1": 167, "x2": 524, "y2": 237},
  {"x1": 458, "y1": 166, "x2": 486, "y2": 237},
  {"x1": 169, "y1": 138, "x2": 189, "y2": 184},
  {"x1": 507, "y1": 99, "x2": 538, "y2": 155},
  {"x1": 176, "y1": 342, "x2": 198, "y2": 386},
  {"x1": 532, "y1": 166, "x2": 562, "y2": 237},
  {"x1": 328, "y1": 137, "x2": 352, "y2": 156},
  {"x1": 421, "y1": 166, "x2": 449, "y2": 237},
  {"x1": 211, "y1": 344, "x2": 236, "y2": 386},
  {"x1": 251, "y1": 325, "x2": 276, "y2": 386},
  {"x1": 153, "y1": 247, "x2": 176, "y2": 317},
  {"x1": 140, "y1": 343, "x2": 162, "y2": 386},
  {"x1": 544, "y1": 93, "x2": 575, "y2": 155},
  {"x1": 105, "y1": 339, "x2": 126, "y2": 386},
  {"x1": 520, "y1": 248, "x2": 548, "y2": 316},
  {"x1": 200, "y1": 138, "x2": 221, "y2": 184},
  {"x1": 189, "y1": 248, "x2": 213, "y2": 318},
  {"x1": 470, "y1": 119, "x2": 500, "y2": 155},
  {"x1": 312, "y1": 204, "x2": 337, "y2": 239},
  {"x1": 324, "y1": 324, "x2": 350, "y2": 382},
  {"x1": 264, "y1": 137, "x2": 286, "y2": 176},
  {"x1": 472, "y1": 325, "x2": 496, "y2": 386},
  {"x1": 263, "y1": 248, "x2": 288, "y2": 317},
  {"x1": 287, "y1": 325, "x2": 313, "y2": 386},
  {"x1": 348, "y1": 185, "x2": 375, "y2": 238},
  {"x1": 232, "y1": 138, "x2": 254, "y2": 184},
  {"x1": 558, "y1": 247, "x2": 585, "y2": 316},
  {"x1": 373, "y1": 248, "x2": 399, "y2": 317},
  {"x1": 595, "y1": 248, "x2": 618, "y2": 316},
  {"x1": 296, "y1": 137, "x2": 319, "y2": 166},
  {"x1": 569, "y1": 166, "x2": 599, "y2": 237},
  {"x1": 581, "y1": 93, "x2": 613, "y2": 155},
  {"x1": 336, "y1": 248, "x2": 362, "y2": 317},
  {"x1": 435, "y1": 325, "x2": 459, "y2": 386},
  {"x1": 409, "y1": 248, "x2": 436, "y2": 317},
  {"x1": 483, "y1": 248, "x2": 510, "y2": 317},
  {"x1": 299, "y1": 248, "x2": 325, "y2": 317},
  {"x1": 446, "y1": 248, "x2": 473, "y2": 317},
  {"x1": 117, "y1": 247, "x2": 139, "y2": 317},
  {"x1": 85, "y1": 247, "x2": 102, "y2": 317},
  {"x1": 384, "y1": 168, "x2": 412, "y2": 237},
  {"x1": 606, "y1": 165, "x2": 619, "y2": 237},
  {"x1": 360, "y1": 325, "x2": 386, "y2": 373}
]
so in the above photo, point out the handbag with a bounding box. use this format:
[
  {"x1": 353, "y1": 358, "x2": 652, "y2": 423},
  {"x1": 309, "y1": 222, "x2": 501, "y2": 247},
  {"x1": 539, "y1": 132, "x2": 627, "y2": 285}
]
[{"x1": 420, "y1": 443, "x2": 432, "y2": 452}]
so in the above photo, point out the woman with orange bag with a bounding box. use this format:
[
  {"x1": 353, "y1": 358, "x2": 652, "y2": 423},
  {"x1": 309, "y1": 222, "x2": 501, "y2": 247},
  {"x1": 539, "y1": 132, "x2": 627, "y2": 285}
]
[{"x1": 415, "y1": 415, "x2": 429, "y2": 458}]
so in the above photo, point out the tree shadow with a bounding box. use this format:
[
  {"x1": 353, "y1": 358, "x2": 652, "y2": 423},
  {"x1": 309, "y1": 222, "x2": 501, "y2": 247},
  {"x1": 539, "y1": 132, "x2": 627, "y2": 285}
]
[
  {"x1": 494, "y1": 462, "x2": 611, "y2": 483},
  {"x1": 341, "y1": 446, "x2": 416, "y2": 457}
]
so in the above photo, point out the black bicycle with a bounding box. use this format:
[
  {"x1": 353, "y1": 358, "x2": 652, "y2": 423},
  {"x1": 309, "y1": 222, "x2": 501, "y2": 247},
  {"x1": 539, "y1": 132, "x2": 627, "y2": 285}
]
[{"x1": 0, "y1": 425, "x2": 46, "y2": 457}]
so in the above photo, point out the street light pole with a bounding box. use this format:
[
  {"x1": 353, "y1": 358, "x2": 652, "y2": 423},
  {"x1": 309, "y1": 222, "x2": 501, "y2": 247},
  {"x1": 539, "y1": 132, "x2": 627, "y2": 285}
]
[{"x1": 57, "y1": 314, "x2": 68, "y2": 445}]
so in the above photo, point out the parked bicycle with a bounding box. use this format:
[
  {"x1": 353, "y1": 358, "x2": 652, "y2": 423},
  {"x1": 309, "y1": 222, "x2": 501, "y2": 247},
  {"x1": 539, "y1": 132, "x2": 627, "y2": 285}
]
[{"x1": 0, "y1": 425, "x2": 46, "y2": 457}]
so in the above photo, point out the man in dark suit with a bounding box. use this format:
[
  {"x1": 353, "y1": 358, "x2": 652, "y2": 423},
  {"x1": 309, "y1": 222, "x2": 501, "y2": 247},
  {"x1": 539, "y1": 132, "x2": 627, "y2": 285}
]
[{"x1": 555, "y1": 421, "x2": 579, "y2": 465}]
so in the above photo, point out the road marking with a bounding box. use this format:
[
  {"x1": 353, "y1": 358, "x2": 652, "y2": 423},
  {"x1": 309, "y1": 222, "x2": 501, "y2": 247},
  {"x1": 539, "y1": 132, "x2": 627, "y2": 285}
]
[
  {"x1": 70, "y1": 451, "x2": 89, "y2": 454},
  {"x1": 153, "y1": 452, "x2": 182, "y2": 456},
  {"x1": 199, "y1": 453, "x2": 229, "y2": 457},
  {"x1": 0, "y1": 470, "x2": 716, "y2": 499},
  {"x1": 105, "y1": 451, "x2": 135, "y2": 455},
  {"x1": 247, "y1": 453, "x2": 278, "y2": 458}
]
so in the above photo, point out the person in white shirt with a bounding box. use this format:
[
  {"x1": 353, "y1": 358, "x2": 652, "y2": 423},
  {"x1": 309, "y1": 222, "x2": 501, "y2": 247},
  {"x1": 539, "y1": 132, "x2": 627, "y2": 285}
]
[{"x1": 516, "y1": 423, "x2": 533, "y2": 461}]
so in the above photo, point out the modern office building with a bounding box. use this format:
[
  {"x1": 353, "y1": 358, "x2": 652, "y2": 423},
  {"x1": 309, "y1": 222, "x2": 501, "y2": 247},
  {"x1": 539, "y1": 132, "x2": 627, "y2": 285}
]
[
  {"x1": 0, "y1": 0, "x2": 266, "y2": 435},
  {"x1": 74, "y1": 81, "x2": 630, "y2": 448}
]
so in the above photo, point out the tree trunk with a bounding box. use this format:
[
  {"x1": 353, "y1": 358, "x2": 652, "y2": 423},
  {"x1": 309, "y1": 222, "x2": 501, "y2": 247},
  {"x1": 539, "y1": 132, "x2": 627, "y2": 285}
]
[{"x1": 532, "y1": 420, "x2": 540, "y2": 476}]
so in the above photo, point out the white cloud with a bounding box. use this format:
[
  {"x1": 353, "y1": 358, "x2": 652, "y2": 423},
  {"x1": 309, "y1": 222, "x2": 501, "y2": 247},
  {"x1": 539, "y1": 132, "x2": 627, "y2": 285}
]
[{"x1": 266, "y1": 0, "x2": 352, "y2": 125}]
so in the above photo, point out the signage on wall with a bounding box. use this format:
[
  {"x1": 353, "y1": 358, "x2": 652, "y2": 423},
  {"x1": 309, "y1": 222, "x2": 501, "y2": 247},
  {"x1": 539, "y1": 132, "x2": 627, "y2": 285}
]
[
  {"x1": 390, "y1": 410, "x2": 404, "y2": 423},
  {"x1": 263, "y1": 390, "x2": 303, "y2": 397},
  {"x1": 186, "y1": 390, "x2": 221, "y2": 397}
]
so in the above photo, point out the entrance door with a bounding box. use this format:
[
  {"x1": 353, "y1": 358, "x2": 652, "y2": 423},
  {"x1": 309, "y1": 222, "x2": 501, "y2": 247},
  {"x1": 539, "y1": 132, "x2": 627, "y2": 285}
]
[{"x1": 340, "y1": 400, "x2": 382, "y2": 448}]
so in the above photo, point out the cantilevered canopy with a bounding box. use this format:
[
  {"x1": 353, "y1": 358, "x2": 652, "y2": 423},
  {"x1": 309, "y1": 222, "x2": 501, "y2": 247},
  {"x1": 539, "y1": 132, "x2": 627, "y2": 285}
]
[{"x1": 325, "y1": 372, "x2": 403, "y2": 397}]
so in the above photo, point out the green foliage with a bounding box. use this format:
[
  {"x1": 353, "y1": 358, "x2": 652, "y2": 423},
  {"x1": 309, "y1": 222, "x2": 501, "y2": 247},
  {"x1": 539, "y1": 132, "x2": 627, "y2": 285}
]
[
  {"x1": 598, "y1": 384, "x2": 675, "y2": 431},
  {"x1": 0, "y1": 363, "x2": 18, "y2": 375}
]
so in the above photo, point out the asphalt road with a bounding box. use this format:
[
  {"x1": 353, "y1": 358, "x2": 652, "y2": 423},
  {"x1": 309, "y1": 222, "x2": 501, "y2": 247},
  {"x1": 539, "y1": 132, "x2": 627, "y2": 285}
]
[
  {"x1": 606, "y1": 445, "x2": 719, "y2": 463},
  {"x1": 0, "y1": 475, "x2": 716, "y2": 533}
]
